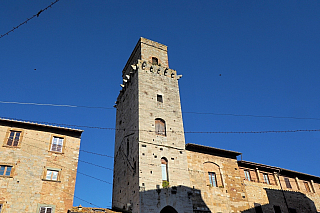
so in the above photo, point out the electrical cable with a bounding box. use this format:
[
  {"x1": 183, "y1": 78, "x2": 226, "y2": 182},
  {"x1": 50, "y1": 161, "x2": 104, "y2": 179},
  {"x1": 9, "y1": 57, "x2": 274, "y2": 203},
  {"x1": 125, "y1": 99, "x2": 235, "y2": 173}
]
[
  {"x1": 0, "y1": 0, "x2": 61, "y2": 39},
  {"x1": 1, "y1": 100, "x2": 320, "y2": 121},
  {"x1": 1, "y1": 116, "x2": 320, "y2": 135}
]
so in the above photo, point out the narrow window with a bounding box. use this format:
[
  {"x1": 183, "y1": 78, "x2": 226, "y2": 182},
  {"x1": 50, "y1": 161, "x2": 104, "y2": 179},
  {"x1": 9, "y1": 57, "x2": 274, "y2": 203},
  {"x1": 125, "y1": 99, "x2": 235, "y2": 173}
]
[
  {"x1": 157, "y1": 94, "x2": 163, "y2": 103},
  {"x1": 284, "y1": 177, "x2": 292, "y2": 189},
  {"x1": 208, "y1": 172, "x2": 217, "y2": 187},
  {"x1": 304, "y1": 181, "x2": 311, "y2": 192},
  {"x1": 263, "y1": 173, "x2": 270, "y2": 184},
  {"x1": 127, "y1": 138, "x2": 129, "y2": 157},
  {"x1": 155, "y1": 118, "x2": 166, "y2": 136},
  {"x1": 152, "y1": 57, "x2": 158, "y2": 65},
  {"x1": 0, "y1": 165, "x2": 12, "y2": 176},
  {"x1": 45, "y1": 169, "x2": 59, "y2": 181},
  {"x1": 161, "y1": 157, "x2": 168, "y2": 181},
  {"x1": 50, "y1": 136, "x2": 64, "y2": 153},
  {"x1": 7, "y1": 130, "x2": 21, "y2": 146},
  {"x1": 40, "y1": 207, "x2": 52, "y2": 213},
  {"x1": 273, "y1": 206, "x2": 281, "y2": 213},
  {"x1": 244, "y1": 170, "x2": 251, "y2": 181}
]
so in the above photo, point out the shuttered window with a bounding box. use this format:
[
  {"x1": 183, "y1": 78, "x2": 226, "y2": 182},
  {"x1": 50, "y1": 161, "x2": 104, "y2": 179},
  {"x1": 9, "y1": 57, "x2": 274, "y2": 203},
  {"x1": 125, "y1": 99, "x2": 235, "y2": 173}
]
[{"x1": 155, "y1": 119, "x2": 166, "y2": 136}]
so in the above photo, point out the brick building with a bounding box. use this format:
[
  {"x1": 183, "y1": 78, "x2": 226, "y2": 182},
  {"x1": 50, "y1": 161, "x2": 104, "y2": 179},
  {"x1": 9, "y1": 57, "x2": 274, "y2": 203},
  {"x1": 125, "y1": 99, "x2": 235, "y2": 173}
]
[
  {"x1": 112, "y1": 38, "x2": 320, "y2": 213},
  {"x1": 0, "y1": 118, "x2": 82, "y2": 213}
]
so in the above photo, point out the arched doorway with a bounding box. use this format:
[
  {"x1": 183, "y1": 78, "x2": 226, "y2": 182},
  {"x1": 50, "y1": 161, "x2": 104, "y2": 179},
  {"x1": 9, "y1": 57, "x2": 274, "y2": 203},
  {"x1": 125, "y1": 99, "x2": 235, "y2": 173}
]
[{"x1": 160, "y1": 206, "x2": 178, "y2": 213}]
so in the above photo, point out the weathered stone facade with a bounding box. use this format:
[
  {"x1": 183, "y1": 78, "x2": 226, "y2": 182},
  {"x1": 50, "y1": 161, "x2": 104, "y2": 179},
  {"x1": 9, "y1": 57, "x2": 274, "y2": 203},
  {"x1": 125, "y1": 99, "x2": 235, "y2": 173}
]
[
  {"x1": 0, "y1": 118, "x2": 82, "y2": 213},
  {"x1": 112, "y1": 38, "x2": 320, "y2": 213}
]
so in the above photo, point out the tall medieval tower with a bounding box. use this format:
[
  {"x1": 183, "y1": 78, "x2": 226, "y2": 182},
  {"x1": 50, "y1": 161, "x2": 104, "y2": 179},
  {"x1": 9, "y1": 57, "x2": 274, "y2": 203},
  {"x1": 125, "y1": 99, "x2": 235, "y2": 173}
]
[{"x1": 112, "y1": 38, "x2": 192, "y2": 213}]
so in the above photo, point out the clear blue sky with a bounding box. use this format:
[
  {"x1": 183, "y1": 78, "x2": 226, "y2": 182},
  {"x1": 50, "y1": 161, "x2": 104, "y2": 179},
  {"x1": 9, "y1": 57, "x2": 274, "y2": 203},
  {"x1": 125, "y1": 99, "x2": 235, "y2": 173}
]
[{"x1": 1, "y1": 0, "x2": 320, "y2": 209}]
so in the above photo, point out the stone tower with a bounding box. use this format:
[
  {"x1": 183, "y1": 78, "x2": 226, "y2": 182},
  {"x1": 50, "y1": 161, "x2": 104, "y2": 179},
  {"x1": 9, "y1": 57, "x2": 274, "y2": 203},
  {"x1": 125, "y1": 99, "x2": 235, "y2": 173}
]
[{"x1": 112, "y1": 38, "x2": 192, "y2": 213}]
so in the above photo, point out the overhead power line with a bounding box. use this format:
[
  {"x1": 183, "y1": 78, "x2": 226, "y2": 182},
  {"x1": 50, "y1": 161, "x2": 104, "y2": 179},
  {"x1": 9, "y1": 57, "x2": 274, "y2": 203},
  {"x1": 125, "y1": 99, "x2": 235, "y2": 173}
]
[
  {"x1": 0, "y1": 0, "x2": 61, "y2": 39},
  {"x1": 1, "y1": 100, "x2": 320, "y2": 121},
  {"x1": 0, "y1": 101, "x2": 113, "y2": 109},
  {"x1": 1, "y1": 116, "x2": 319, "y2": 135}
]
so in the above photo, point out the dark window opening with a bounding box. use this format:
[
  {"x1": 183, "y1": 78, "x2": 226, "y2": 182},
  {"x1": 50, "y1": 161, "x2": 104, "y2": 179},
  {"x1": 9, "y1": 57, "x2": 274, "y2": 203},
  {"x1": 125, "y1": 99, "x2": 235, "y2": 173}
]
[
  {"x1": 127, "y1": 139, "x2": 129, "y2": 157},
  {"x1": 284, "y1": 177, "x2": 292, "y2": 189},
  {"x1": 152, "y1": 57, "x2": 158, "y2": 65},
  {"x1": 157, "y1": 94, "x2": 163, "y2": 103}
]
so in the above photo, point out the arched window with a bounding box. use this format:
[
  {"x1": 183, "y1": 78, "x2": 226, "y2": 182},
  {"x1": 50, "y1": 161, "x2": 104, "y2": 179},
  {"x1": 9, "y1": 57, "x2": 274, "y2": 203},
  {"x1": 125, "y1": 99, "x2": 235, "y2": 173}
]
[
  {"x1": 152, "y1": 57, "x2": 159, "y2": 65},
  {"x1": 161, "y1": 157, "x2": 168, "y2": 181},
  {"x1": 155, "y1": 118, "x2": 166, "y2": 136}
]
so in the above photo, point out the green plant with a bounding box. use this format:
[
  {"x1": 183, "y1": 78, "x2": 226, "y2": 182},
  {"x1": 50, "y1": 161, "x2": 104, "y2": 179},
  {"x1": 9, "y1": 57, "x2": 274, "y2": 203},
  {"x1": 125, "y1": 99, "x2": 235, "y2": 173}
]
[{"x1": 162, "y1": 180, "x2": 169, "y2": 188}]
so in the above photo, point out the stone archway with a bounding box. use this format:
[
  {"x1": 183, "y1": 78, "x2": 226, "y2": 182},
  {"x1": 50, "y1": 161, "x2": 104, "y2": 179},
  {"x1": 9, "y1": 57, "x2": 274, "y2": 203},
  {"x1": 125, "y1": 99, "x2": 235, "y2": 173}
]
[{"x1": 160, "y1": 206, "x2": 178, "y2": 213}]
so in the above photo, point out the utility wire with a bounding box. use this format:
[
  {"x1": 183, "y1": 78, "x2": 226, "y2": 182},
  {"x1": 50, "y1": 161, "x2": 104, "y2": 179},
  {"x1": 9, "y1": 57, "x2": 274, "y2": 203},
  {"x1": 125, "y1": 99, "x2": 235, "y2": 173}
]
[
  {"x1": 0, "y1": 0, "x2": 61, "y2": 39},
  {"x1": 0, "y1": 101, "x2": 113, "y2": 109},
  {"x1": 1, "y1": 116, "x2": 320, "y2": 134},
  {"x1": 1, "y1": 100, "x2": 320, "y2": 121}
]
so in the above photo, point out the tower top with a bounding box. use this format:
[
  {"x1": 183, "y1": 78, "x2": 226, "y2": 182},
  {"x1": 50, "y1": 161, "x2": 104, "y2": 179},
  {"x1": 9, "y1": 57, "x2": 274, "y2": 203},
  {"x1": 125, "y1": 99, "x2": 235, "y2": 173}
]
[{"x1": 122, "y1": 37, "x2": 169, "y2": 75}]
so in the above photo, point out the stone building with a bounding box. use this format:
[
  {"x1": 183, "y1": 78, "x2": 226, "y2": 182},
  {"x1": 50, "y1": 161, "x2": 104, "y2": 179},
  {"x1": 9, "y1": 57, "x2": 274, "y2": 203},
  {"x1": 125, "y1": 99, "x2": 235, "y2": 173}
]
[
  {"x1": 112, "y1": 38, "x2": 320, "y2": 213},
  {"x1": 0, "y1": 118, "x2": 82, "y2": 213}
]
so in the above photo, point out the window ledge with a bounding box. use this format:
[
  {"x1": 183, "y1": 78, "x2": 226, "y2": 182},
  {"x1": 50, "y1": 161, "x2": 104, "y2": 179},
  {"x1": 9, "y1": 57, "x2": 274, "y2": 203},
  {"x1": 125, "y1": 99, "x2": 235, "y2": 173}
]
[
  {"x1": 48, "y1": 150, "x2": 64, "y2": 154},
  {"x1": 0, "y1": 175, "x2": 13, "y2": 178},
  {"x1": 2, "y1": 145, "x2": 20, "y2": 148},
  {"x1": 42, "y1": 179, "x2": 61, "y2": 183}
]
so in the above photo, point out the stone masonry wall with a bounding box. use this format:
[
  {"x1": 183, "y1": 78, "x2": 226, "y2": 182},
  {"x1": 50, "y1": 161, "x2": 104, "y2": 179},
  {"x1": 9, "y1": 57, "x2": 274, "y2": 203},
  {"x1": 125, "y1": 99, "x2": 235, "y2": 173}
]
[
  {"x1": 186, "y1": 150, "x2": 250, "y2": 213},
  {"x1": 0, "y1": 124, "x2": 80, "y2": 213}
]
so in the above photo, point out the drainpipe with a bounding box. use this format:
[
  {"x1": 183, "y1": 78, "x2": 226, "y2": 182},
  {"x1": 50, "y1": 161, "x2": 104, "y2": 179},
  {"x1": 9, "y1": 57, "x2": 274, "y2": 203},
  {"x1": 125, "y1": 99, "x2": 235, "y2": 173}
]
[{"x1": 276, "y1": 169, "x2": 290, "y2": 212}]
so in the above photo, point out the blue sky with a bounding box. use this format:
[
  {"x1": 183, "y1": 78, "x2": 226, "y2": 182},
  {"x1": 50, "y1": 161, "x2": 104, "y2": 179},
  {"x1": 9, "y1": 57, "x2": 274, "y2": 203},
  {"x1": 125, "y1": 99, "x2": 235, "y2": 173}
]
[{"x1": 1, "y1": 0, "x2": 320, "y2": 208}]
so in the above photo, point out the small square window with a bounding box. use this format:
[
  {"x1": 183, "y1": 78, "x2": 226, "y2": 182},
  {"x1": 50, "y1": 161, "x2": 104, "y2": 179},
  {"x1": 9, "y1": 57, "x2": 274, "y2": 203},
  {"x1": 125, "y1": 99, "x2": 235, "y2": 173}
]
[
  {"x1": 0, "y1": 165, "x2": 12, "y2": 177},
  {"x1": 43, "y1": 168, "x2": 60, "y2": 182},
  {"x1": 46, "y1": 170, "x2": 58, "y2": 181},
  {"x1": 6, "y1": 130, "x2": 21, "y2": 147},
  {"x1": 39, "y1": 207, "x2": 52, "y2": 213},
  {"x1": 152, "y1": 57, "x2": 158, "y2": 65},
  {"x1": 50, "y1": 136, "x2": 64, "y2": 153}
]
